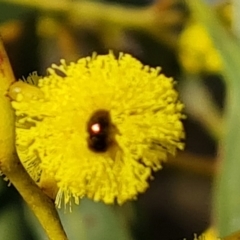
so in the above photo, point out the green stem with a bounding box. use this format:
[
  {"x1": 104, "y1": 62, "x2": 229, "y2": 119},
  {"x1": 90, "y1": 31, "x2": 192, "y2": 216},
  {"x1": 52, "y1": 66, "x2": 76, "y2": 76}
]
[
  {"x1": 4, "y1": 156, "x2": 68, "y2": 240},
  {"x1": 0, "y1": 37, "x2": 68, "y2": 240}
]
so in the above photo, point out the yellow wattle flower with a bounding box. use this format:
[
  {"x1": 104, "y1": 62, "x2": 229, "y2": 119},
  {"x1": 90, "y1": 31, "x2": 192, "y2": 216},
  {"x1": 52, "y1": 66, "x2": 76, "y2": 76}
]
[
  {"x1": 195, "y1": 228, "x2": 220, "y2": 240},
  {"x1": 179, "y1": 22, "x2": 223, "y2": 74},
  {"x1": 9, "y1": 53, "x2": 184, "y2": 207}
]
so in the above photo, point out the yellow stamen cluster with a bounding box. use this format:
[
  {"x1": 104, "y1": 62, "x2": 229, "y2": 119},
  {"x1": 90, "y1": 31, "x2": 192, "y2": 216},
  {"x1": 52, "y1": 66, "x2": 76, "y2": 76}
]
[
  {"x1": 10, "y1": 53, "x2": 184, "y2": 207},
  {"x1": 195, "y1": 228, "x2": 220, "y2": 240}
]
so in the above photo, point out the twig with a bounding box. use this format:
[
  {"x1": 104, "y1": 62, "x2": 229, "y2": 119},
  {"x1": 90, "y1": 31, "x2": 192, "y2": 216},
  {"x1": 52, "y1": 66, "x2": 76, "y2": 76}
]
[{"x1": 168, "y1": 152, "x2": 217, "y2": 178}]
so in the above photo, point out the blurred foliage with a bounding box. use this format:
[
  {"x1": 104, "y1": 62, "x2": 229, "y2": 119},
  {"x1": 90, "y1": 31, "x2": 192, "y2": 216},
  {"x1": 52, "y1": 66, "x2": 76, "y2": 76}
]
[
  {"x1": 186, "y1": 0, "x2": 240, "y2": 238},
  {"x1": 0, "y1": 0, "x2": 237, "y2": 239}
]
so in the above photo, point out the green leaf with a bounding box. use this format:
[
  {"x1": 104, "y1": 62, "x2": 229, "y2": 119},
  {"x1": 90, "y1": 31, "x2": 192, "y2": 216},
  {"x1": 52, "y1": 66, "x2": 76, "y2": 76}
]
[
  {"x1": 58, "y1": 199, "x2": 134, "y2": 240},
  {"x1": 186, "y1": 0, "x2": 240, "y2": 237},
  {"x1": 0, "y1": 2, "x2": 33, "y2": 23}
]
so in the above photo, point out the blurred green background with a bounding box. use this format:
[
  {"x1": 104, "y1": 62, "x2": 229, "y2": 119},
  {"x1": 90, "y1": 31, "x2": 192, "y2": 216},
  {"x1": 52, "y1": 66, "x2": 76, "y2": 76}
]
[{"x1": 0, "y1": 0, "x2": 231, "y2": 239}]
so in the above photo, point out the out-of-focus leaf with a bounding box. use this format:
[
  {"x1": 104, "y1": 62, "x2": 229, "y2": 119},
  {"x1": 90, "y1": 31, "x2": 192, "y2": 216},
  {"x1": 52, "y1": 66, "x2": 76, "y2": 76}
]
[
  {"x1": 0, "y1": 2, "x2": 33, "y2": 23},
  {"x1": 25, "y1": 198, "x2": 134, "y2": 240},
  {"x1": 180, "y1": 74, "x2": 223, "y2": 140},
  {"x1": 186, "y1": 0, "x2": 240, "y2": 237},
  {"x1": 0, "y1": 203, "x2": 26, "y2": 240},
  {"x1": 232, "y1": 0, "x2": 240, "y2": 39},
  {"x1": 58, "y1": 199, "x2": 134, "y2": 240}
]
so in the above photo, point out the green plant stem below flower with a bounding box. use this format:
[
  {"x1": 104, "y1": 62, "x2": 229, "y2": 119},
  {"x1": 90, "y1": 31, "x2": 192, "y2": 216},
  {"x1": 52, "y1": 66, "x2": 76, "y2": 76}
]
[
  {"x1": 3, "y1": 155, "x2": 68, "y2": 240},
  {"x1": 0, "y1": 37, "x2": 68, "y2": 240}
]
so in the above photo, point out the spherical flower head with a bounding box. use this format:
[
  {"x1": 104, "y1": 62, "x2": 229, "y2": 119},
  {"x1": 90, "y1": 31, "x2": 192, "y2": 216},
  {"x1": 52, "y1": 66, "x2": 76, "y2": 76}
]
[
  {"x1": 179, "y1": 22, "x2": 223, "y2": 74},
  {"x1": 10, "y1": 53, "x2": 184, "y2": 207}
]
